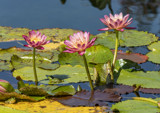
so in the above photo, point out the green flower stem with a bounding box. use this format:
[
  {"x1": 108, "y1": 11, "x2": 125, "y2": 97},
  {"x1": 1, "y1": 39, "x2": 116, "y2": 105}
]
[
  {"x1": 112, "y1": 30, "x2": 119, "y2": 70},
  {"x1": 83, "y1": 54, "x2": 94, "y2": 91},
  {"x1": 33, "y1": 48, "x2": 38, "y2": 86},
  {"x1": 133, "y1": 97, "x2": 158, "y2": 104}
]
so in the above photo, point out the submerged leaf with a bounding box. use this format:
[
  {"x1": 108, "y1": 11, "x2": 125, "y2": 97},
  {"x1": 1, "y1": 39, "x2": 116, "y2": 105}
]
[{"x1": 0, "y1": 105, "x2": 29, "y2": 113}]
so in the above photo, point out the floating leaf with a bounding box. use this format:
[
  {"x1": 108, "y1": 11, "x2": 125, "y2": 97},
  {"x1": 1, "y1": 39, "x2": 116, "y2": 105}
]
[
  {"x1": 13, "y1": 67, "x2": 49, "y2": 81},
  {"x1": 39, "y1": 28, "x2": 80, "y2": 42},
  {"x1": 0, "y1": 92, "x2": 37, "y2": 102},
  {"x1": 102, "y1": 84, "x2": 134, "y2": 95},
  {"x1": 95, "y1": 30, "x2": 158, "y2": 48},
  {"x1": 139, "y1": 88, "x2": 160, "y2": 94},
  {"x1": 147, "y1": 41, "x2": 160, "y2": 64},
  {"x1": 13, "y1": 65, "x2": 93, "y2": 84},
  {"x1": 54, "y1": 89, "x2": 121, "y2": 107},
  {"x1": 0, "y1": 47, "x2": 58, "y2": 62},
  {"x1": 0, "y1": 105, "x2": 29, "y2": 113},
  {"x1": 117, "y1": 70, "x2": 160, "y2": 89},
  {"x1": 0, "y1": 60, "x2": 13, "y2": 71},
  {"x1": 40, "y1": 65, "x2": 93, "y2": 84},
  {"x1": 59, "y1": 45, "x2": 113, "y2": 66},
  {"x1": 111, "y1": 98, "x2": 160, "y2": 113},
  {"x1": 0, "y1": 100, "x2": 105, "y2": 113},
  {"x1": 49, "y1": 85, "x2": 76, "y2": 96},
  {"x1": 0, "y1": 26, "x2": 30, "y2": 42},
  {"x1": 19, "y1": 86, "x2": 48, "y2": 96},
  {"x1": 11, "y1": 55, "x2": 59, "y2": 70},
  {"x1": 113, "y1": 50, "x2": 148, "y2": 64}
]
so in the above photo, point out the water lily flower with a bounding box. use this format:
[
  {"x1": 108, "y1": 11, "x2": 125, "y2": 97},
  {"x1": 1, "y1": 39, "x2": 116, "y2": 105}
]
[
  {"x1": 99, "y1": 12, "x2": 133, "y2": 32},
  {"x1": 23, "y1": 30, "x2": 50, "y2": 85},
  {"x1": 0, "y1": 79, "x2": 14, "y2": 93},
  {"x1": 64, "y1": 31, "x2": 97, "y2": 56},
  {"x1": 22, "y1": 30, "x2": 50, "y2": 50},
  {"x1": 64, "y1": 31, "x2": 96, "y2": 91}
]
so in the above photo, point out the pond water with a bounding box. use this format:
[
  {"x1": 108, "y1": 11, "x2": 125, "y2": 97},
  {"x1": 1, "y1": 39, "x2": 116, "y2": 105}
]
[{"x1": 0, "y1": 0, "x2": 160, "y2": 109}]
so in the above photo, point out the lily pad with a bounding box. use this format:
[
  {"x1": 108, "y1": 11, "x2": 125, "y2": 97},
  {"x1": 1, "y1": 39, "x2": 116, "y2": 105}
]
[
  {"x1": 111, "y1": 98, "x2": 160, "y2": 113},
  {"x1": 49, "y1": 85, "x2": 76, "y2": 96},
  {"x1": 0, "y1": 105, "x2": 29, "y2": 113},
  {"x1": 0, "y1": 26, "x2": 30, "y2": 42},
  {"x1": 0, "y1": 92, "x2": 37, "y2": 102},
  {"x1": 113, "y1": 50, "x2": 148, "y2": 64},
  {"x1": 0, "y1": 60, "x2": 13, "y2": 71},
  {"x1": 0, "y1": 26, "x2": 80, "y2": 42},
  {"x1": 95, "y1": 30, "x2": 158, "y2": 48},
  {"x1": 117, "y1": 70, "x2": 160, "y2": 89},
  {"x1": 38, "y1": 28, "x2": 80, "y2": 42},
  {"x1": 13, "y1": 65, "x2": 93, "y2": 83},
  {"x1": 147, "y1": 41, "x2": 160, "y2": 64},
  {"x1": 11, "y1": 55, "x2": 59, "y2": 70},
  {"x1": 54, "y1": 89, "x2": 121, "y2": 107},
  {"x1": 59, "y1": 45, "x2": 113, "y2": 66},
  {"x1": 0, "y1": 47, "x2": 59, "y2": 62}
]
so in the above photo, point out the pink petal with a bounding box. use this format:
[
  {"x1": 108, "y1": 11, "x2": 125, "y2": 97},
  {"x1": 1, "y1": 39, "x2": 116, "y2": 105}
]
[
  {"x1": 63, "y1": 50, "x2": 76, "y2": 53},
  {"x1": 98, "y1": 28, "x2": 110, "y2": 31},
  {"x1": 78, "y1": 51, "x2": 85, "y2": 56},
  {"x1": 24, "y1": 45, "x2": 32, "y2": 48},
  {"x1": 125, "y1": 27, "x2": 136, "y2": 29},
  {"x1": 36, "y1": 46, "x2": 44, "y2": 50}
]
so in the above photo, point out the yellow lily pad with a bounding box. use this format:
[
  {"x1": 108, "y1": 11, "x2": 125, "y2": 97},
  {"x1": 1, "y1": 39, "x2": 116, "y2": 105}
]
[{"x1": 0, "y1": 100, "x2": 107, "y2": 113}]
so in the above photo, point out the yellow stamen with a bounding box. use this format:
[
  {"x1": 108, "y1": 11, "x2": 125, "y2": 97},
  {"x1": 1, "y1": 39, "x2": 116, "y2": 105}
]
[{"x1": 30, "y1": 37, "x2": 41, "y2": 43}]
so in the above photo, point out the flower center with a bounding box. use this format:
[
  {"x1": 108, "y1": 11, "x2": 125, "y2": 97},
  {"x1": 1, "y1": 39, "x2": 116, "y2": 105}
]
[{"x1": 30, "y1": 37, "x2": 41, "y2": 43}]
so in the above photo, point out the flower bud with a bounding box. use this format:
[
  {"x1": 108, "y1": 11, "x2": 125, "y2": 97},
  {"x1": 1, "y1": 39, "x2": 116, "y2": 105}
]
[{"x1": 0, "y1": 79, "x2": 14, "y2": 93}]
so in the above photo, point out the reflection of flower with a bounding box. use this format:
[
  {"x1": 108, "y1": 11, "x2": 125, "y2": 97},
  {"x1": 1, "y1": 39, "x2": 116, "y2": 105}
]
[
  {"x1": 99, "y1": 12, "x2": 133, "y2": 32},
  {"x1": 0, "y1": 79, "x2": 14, "y2": 93},
  {"x1": 23, "y1": 30, "x2": 50, "y2": 50},
  {"x1": 64, "y1": 31, "x2": 96, "y2": 56}
]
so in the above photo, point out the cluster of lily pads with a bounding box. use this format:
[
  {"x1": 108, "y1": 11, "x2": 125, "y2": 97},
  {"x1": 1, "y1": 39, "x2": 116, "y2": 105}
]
[{"x1": 0, "y1": 12, "x2": 160, "y2": 112}]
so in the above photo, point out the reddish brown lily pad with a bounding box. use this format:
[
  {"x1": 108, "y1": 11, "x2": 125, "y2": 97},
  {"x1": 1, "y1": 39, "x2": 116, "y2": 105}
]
[
  {"x1": 139, "y1": 88, "x2": 160, "y2": 94},
  {"x1": 53, "y1": 89, "x2": 121, "y2": 107},
  {"x1": 111, "y1": 50, "x2": 148, "y2": 64},
  {"x1": 103, "y1": 84, "x2": 134, "y2": 95}
]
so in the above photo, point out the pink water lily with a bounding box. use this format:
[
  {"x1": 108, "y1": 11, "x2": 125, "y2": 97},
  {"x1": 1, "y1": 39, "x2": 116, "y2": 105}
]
[
  {"x1": 63, "y1": 31, "x2": 96, "y2": 56},
  {"x1": 99, "y1": 12, "x2": 134, "y2": 32},
  {"x1": 22, "y1": 30, "x2": 50, "y2": 50}
]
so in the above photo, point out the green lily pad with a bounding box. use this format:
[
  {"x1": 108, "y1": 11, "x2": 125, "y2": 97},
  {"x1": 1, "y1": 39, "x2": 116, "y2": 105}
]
[
  {"x1": 13, "y1": 65, "x2": 93, "y2": 84},
  {"x1": 95, "y1": 30, "x2": 158, "y2": 48},
  {"x1": 0, "y1": 60, "x2": 13, "y2": 71},
  {"x1": 111, "y1": 98, "x2": 160, "y2": 113},
  {"x1": 117, "y1": 70, "x2": 160, "y2": 88},
  {"x1": 147, "y1": 41, "x2": 160, "y2": 64},
  {"x1": 59, "y1": 45, "x2": 113, "y2": 66},
  {"x1": 11, "y1": 55, "x2": 59, "y2": 70},
  {"x1": 0, "y1": 47, "x2": 59, "y2": 62},
  {"x1": 48, "y1": 85, "x2": 76, "y2": 96},
  {"x1": 0, "y1": 26, "x2": 30, "y2": 42},
  {"x1": 0, "y1": 26, "x2": 80, "y2": 42},
  {"x1": 0, "y1": 105, "x2": 29, "y2": 113},
  {"x1": 38, "y1": 28, "x2": 80, "y2": 42}
]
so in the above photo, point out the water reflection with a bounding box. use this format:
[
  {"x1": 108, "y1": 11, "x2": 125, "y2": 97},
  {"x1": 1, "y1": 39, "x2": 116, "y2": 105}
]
[
  {"x1": 89, "y1": 0, "x2": 113, "y2": 13},
  {"x1": 60, "y1": 0, "x2": 66, "y2": 4},
  {"x1": 120, "y1": 0, "x2": 160, "y2": 36}
]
